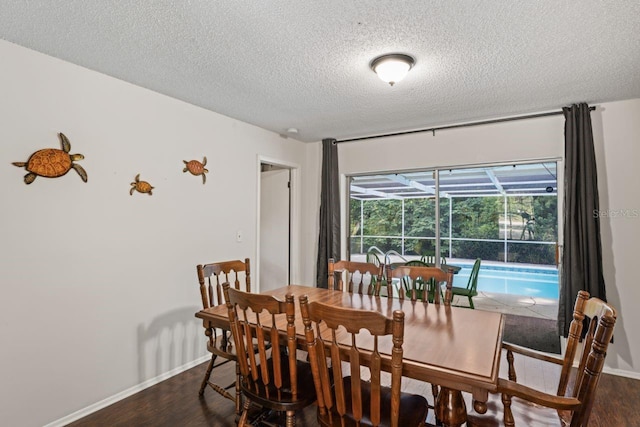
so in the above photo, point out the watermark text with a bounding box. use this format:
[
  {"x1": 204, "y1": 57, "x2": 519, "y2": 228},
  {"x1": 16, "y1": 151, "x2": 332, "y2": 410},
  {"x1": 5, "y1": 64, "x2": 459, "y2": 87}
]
[{"x1": 593, "y1": 209, "x2": 639, "y2": 218}]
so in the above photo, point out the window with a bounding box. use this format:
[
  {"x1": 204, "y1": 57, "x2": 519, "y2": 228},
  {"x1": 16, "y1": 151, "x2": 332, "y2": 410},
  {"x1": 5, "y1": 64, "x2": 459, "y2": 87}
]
[{"x1": 349, "y1": 162, "x2": 558, "y2": 266}]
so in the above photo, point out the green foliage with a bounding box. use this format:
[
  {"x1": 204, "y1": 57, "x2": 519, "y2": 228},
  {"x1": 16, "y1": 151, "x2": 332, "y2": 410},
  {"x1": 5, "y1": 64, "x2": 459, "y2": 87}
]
[{"x1": 350, "y1": 194, "x2": 557, "y2": 265}]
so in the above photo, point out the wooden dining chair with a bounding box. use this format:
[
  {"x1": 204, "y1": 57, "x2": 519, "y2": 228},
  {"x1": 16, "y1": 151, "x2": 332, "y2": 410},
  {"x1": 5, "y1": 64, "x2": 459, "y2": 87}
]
[
  {"x1": 299, "y1": 295, "x2": 429, "y2": 427},
  {"x1": 223, "y1": 283, "x2": 316, "y2": 426},
  {"x1": 385, "y1": 262, "x2": 456, "y2": 418},
  {"x1": 468, "y1": 290, "x2": 617, "y2": 426},
  {"x1": 196, "y1": 258, "x2": 251, "y2": 415},
  {"x1": 385, "y1": 263, "x2": 454, "y2": 304},
  {"x1": 450, "y1": 258, "x2": 481, "y2": 309},
  {"x1": 328, "y1": 258, "x2": 385, "y2": 295}
]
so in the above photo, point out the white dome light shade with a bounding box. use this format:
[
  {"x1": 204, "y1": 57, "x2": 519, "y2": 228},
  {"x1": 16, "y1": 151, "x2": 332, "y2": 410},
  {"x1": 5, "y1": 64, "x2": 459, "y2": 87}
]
[{"x1": 370, "y1": 54, "x2": 415, "y2": 86}]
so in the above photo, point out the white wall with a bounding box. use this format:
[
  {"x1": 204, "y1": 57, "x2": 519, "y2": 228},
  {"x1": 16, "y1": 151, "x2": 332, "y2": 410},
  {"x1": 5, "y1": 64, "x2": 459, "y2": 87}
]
[
  {"x1": 337, "y1": 99, "x2": 640, "y2": 378},
  {"x1": 592, "y1": 99, "x2": 640, "y2": 376},
  {"x1": 0, "y1": 40, "x2": 314, "y2": 427}
]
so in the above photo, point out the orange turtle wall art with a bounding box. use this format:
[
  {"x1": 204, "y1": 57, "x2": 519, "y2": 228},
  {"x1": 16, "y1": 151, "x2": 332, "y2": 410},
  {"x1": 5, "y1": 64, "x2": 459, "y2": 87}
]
[
  {"x1": 12, "y1": 132, "x2": 87, "y2": 184},
  {"x1": 183, "y1": 156, "x2": 208, "y2": 184},
  {"x1": 130, "y1": 174, "x2": 154, "y2": 196}
]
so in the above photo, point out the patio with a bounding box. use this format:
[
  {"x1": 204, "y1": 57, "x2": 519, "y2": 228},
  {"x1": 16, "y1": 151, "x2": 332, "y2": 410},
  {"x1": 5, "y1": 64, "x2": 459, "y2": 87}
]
[
  {"x1": 462, "y1": 290, "x2": 558, "y2": 320},
  {"x1": 351, "y1": 253, "x2": 559, "y2": 320}
]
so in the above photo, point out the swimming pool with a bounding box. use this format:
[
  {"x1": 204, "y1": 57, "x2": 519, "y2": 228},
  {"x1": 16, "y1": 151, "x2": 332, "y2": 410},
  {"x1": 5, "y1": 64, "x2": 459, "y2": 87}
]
[{"x1": 453, "y1": 263, "x2": 559, "y2": 299}]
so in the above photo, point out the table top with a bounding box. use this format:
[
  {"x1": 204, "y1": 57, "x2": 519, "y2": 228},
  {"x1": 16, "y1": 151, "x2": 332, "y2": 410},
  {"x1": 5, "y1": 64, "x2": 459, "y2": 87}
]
[
  {"x1": 196, "y1": 284, "x2": 504, "y2": 397},
  {"x1": 389, "y1": 262, "x2": 462, "y2": 274}
]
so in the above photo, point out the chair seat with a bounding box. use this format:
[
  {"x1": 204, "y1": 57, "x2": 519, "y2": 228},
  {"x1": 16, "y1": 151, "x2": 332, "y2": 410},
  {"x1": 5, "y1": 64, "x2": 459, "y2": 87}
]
[
  {"x1": 450, "y1": 286, "x2": 478, "y2": 297},
  {"x1": 240, "y1": 357, "x2": 317, "y2": 411},
  {"x1": 317, "y1": 376, "x2": 429, "y2": 427}
]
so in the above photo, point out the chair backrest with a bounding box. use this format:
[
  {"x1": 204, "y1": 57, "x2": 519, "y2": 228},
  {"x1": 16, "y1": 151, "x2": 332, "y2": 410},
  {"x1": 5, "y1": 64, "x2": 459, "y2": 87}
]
[
  {"x1": 386, "y1": 264, "x2": 453, "y2": 304},
  {"x1": 223, "y1": 283, "x2": 300, "y2": 399},
  {"x1": 560, "y1": 291, "x2": 616, "y2": 425},
  {"x1": 466, "y1": 258, "x2": 481, "y2": 292},
  {"x1": 328, "y1": 258, "x2": 384, "y2": 295},
  {"x1": 299, "y1": 295, "x2": 405, "y2": 427},
  {"x1": 197, "y1": 258, "x2": 250, "y2": 309},
  {"x1": 420, "y1": 254, "x2": 447, "y2": 266}
]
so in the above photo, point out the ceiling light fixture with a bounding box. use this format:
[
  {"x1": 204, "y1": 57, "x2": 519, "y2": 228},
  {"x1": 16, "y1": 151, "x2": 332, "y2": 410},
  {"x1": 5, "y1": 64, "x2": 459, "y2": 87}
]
[{"x1": 370, "y1": 53, "x2": 415, "y2": 86}]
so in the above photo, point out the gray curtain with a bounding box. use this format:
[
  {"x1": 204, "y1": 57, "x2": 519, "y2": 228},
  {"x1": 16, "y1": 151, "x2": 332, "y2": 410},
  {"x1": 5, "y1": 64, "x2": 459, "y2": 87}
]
[
  {"x1": 316, "y1": 138, "x2": 341, "y2": 288},
  {"x1": 559, "y1": 103, "x2": 607, "y2": 337}
]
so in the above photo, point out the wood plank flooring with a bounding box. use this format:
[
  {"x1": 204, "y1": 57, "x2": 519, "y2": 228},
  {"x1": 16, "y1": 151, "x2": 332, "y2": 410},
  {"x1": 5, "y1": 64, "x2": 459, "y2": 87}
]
[{"x1": 68, "y1": 355, "x2": 640, "y2": 426}]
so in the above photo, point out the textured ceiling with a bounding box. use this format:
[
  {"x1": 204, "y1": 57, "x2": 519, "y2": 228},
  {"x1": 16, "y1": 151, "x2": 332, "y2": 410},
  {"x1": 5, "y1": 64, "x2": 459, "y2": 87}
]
[{"x1": 1, "y1": 1, "x2": 639, "y2": 142}]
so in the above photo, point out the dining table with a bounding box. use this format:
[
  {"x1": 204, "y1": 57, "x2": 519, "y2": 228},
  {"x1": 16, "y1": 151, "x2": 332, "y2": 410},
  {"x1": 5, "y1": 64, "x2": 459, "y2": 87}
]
[
  {"x1": 389, "y1": 261, "x2": 463, "y2": 274},
  {"x1": 196, "y1": 284, "x2": 504, "y2": 427}
]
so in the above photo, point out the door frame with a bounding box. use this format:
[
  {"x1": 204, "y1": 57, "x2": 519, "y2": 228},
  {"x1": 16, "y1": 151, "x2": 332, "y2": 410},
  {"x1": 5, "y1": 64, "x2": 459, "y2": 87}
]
[{"x1": 256, "y1": 155, "x2": 301, "y2": 292}]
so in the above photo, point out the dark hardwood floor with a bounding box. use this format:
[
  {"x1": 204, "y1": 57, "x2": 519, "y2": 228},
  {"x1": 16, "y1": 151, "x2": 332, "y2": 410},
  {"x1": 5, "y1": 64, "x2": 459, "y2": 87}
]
[{"x1": 68, "y1": 356, "x2": 640, "y2": 426}]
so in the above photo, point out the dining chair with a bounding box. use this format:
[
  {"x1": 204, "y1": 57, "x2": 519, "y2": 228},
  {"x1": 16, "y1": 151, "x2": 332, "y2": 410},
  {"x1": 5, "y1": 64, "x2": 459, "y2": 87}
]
[
  {"x1": 450, "y1": 258, "x2": 481, "y2": 309},
  {"x1": 420, "y1": 254, "x2": 447, "y2": 266},
  {"x1": 328, "y1": 258, "x2": 384, "y2": 295},
  {"x1": 196, "y1": 258, "x2": 251, "y2": 415},
  {"x1": 386, "y1": 263, "x2": 454, "y2": 304},
  {"x1": 385, "y1": 262, "x2": 455, "y2": 415},
  {"x1": 468, "y1": 290, "x2": 617, "y2": 426},
  {"x1": 223, "y1": 283, "x2": 316, "y2": 426},
  {"x1": 299, "y1": 295, "x2": 429, "y2": 427}
]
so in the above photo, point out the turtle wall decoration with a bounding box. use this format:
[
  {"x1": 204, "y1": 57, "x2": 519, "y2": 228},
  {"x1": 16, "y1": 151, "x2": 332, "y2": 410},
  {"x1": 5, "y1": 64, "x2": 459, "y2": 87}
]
[
  {"x1": 12, "y1": 132, "x2": 87, "y2": 184},
  {"x1": 183, "y1": 156, "x2": 208, "y2": 184},
  {"x1": 130, "y1": 174, "x2": 154, "y2": 196}
]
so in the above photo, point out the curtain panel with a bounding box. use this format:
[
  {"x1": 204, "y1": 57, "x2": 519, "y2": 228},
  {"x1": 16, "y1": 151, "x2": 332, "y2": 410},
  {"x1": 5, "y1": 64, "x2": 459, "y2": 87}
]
[
  {"x1": 316, "y1": 138, "x2": 341, "y2": 288},
  {"x1": 559, "y1": 103, "x2": 607, "y2": 337}
]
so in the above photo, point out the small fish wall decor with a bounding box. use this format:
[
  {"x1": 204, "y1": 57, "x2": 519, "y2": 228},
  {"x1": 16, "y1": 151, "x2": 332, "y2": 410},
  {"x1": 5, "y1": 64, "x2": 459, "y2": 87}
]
[
  {"x1": 130, "y1": 174, "x2": 154, "y2": 196},
  {"x1": 183, "y1": 156, "x2": 208, "y2": 184},
  {"x1": 12, "y1": 132, "x2": 88, "y2": 184}
]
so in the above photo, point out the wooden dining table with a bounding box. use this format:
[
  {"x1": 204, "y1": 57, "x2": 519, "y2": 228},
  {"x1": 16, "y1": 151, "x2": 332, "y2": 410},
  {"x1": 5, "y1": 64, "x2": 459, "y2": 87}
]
[{"x1": 196, "y1": 284, "x2": 504, "y2": 426}]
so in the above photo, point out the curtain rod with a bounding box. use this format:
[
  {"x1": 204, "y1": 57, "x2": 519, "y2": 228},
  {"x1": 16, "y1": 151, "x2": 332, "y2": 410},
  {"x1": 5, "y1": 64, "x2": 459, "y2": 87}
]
[{"x1": 334, "y1": 106, "x2": 596, "y2": 144}]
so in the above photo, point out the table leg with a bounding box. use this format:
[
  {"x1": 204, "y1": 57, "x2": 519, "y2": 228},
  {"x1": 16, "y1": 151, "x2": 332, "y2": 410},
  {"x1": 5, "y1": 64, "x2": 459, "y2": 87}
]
[
  {"x1": 471, "y1": 387, "x2": 489, "y2": 414},
  {"x1": 435, "y1": 387, "x2": 467, "y2": 427}
]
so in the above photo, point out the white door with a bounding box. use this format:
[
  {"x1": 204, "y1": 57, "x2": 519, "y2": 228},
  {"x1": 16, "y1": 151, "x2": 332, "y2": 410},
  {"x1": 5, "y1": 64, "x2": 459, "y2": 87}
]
[{"x1": 260, "y1": 168, "x2": 290, "y2": 291}]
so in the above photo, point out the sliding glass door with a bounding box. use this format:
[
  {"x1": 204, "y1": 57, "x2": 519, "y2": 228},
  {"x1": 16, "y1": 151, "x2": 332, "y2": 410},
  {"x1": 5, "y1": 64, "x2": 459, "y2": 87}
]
[{"x1": 348, "y1": 161, "x2": 558, "y2": 267}]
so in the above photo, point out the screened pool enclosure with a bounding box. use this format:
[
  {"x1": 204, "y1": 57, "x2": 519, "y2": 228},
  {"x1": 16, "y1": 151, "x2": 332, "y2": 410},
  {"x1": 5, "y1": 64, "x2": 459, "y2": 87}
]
[{"x1": 349, "y1": 162, "x2": 559, "y2": 267}]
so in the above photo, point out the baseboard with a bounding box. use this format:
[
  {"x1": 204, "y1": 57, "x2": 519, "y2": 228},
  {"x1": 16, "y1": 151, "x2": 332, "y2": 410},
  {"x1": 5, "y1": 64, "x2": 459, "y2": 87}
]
[
  {"x1": 43, "y1": 355, "x2": 210, "y2": 427},
  {"x1": 603, "y1": 366, "x2": 640, "y2": 380}
]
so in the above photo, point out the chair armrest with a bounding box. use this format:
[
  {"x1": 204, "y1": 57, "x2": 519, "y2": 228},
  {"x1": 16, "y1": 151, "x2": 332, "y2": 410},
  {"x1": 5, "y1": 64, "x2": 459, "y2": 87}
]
[
  {"x1": 502, "y1": 341, "x2": 564, "y2": 365},
  {"x1": 497, "y1": 378, "x2": 581, "y2": 411}
]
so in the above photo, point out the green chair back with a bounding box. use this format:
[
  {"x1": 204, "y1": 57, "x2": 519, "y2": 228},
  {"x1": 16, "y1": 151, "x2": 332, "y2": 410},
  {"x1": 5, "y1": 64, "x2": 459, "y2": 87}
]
[
  {"x1": 366, "y1": 250, "x2": 383, "y2": 268},
  {"x1": 467, "y1": 258, "x2": 481, "y2": 292},
  {"x1": 451, "y1": 258, "x2": 481, "y2": 309},
  {"x1": 402, "y1": 260, "x2": 435, "y2": 302},
  {"x1": 420, "y1": 254, "x2": 448, "y2": 266}
]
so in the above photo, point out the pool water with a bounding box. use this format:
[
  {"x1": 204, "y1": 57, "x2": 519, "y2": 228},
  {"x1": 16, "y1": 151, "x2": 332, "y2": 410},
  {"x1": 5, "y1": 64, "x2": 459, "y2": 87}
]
[{"x1": 453, "y1": 263, "x2": 559, "y2": 299}]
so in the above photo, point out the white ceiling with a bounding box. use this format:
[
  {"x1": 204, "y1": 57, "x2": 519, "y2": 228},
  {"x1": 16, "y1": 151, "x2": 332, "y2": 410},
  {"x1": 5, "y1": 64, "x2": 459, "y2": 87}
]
[{"x1": 1, "y1": 1, "x2": 639, "y2": 142}]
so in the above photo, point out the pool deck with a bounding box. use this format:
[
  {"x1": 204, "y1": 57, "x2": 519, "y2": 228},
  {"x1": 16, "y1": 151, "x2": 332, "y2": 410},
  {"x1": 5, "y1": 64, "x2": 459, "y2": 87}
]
[
  {"x1": 351, "y1": 254, "x2": 559, "y2": 319},
  {"x1": 453, "y1": 291, "x2": 558, "y2": 320}
]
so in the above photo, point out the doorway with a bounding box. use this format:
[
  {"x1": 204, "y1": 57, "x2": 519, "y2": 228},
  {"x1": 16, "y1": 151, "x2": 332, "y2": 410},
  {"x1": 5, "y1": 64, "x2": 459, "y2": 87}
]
[{"x1": 259, "y1": 162, "x2": 291, "y2": 292}]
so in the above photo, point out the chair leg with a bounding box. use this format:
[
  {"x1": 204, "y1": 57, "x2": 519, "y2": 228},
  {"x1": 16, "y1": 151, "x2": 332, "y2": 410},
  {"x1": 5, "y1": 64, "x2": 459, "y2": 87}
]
[
  {"x1": 502, "y1": 393, "x2": 515, "y2": 427},
  {"x1": 285, "y1": 410, "x2": 296, "y2": 427},
  {"x1": 431, "y1": 383, "x2": 439, "y2": 406},
  {"x1": 199, "y1": 354, "x2": 216, "y2": 396},
  {"x1": 234, "y1": 362, "x2": 242, "y2": 416},
  {"x1": 469, "y1": 296, "x2": 475, "y2": 309},
  {"x1": 237, "y1": 399, "x2": 251, "y2": 427}
]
